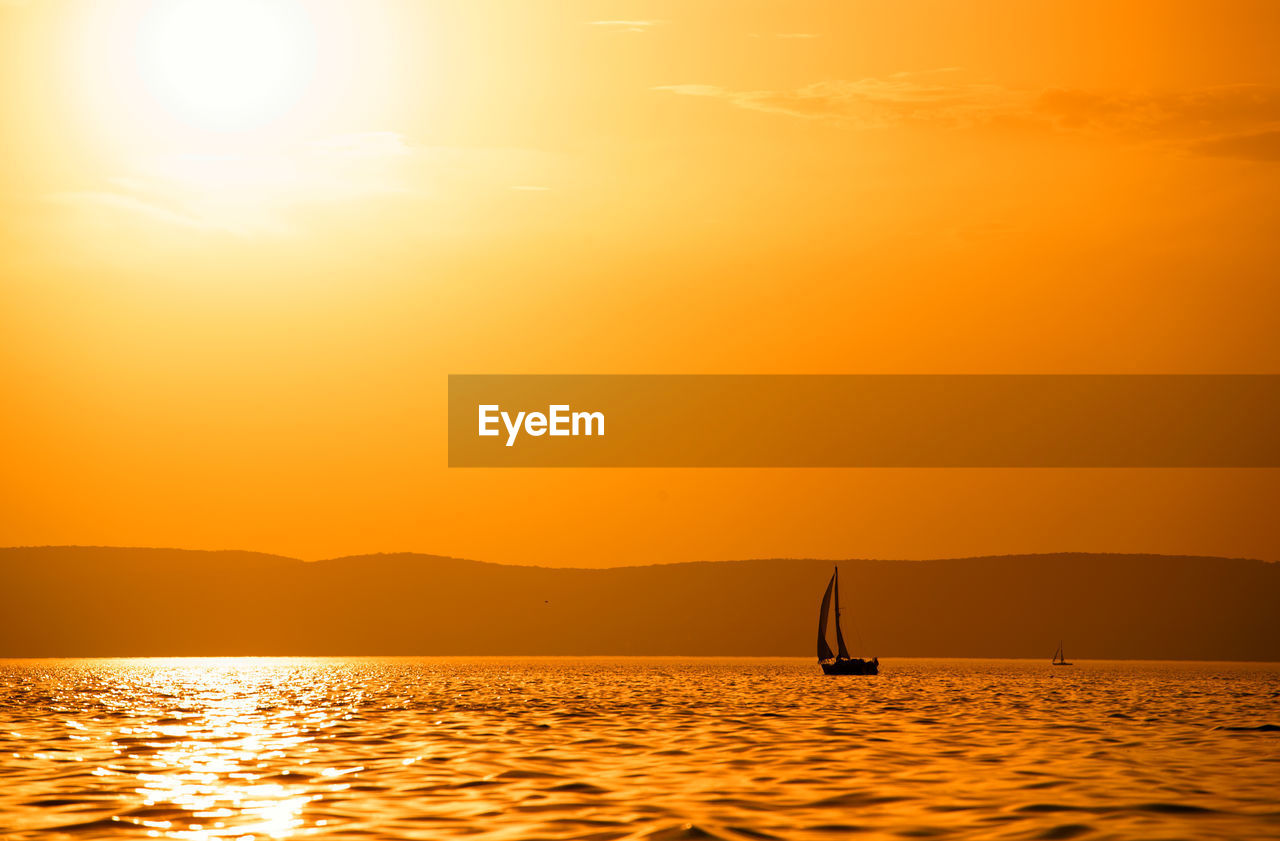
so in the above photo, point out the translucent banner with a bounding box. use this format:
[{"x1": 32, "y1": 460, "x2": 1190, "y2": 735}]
[{"x1": 447, "y1": 375, "x2": 1280, "y2": 467}]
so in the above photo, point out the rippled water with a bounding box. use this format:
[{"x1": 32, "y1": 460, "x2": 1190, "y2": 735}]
[{"x1": 1, "y1": 658, "x2": 1277, "y2": 840}]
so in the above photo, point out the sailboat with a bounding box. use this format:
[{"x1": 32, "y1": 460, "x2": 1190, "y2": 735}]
[
  {"x1": 817, "y1": 567, "x2": 878, "y2": 675},
  {"x1": 1052, "y1": 641, "x2": 1073, "y2": 666}
]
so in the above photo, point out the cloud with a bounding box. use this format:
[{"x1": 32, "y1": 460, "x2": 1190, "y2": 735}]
[
  {"x1": 1032, "y1": 85, "x2": 1280, "y2": 160},
  {"x1": 47, "y1": 190, "x2": 218, "y2": 233},
  {"x1": 1034, "y1": 85, "x2": 1280, "y2": 137},
  {"x1": 589, "y1": 20, "x2": 658, "y2": 33},
  {"x1": 308, "y1": 131, "x2": 413, "y2": 158},
  {"x1": 655, "y1": 71, "x2": 1016, "y2": 128},
  {"x1": 655, "y1": 74, "x2": 1280, "y2": 159},
  {"x1": 1188, "y1": 129, "x2": 1280, "y2": 162},
  {"x1": 52, "y1": 132, "x2": 556, "y2": 236}
]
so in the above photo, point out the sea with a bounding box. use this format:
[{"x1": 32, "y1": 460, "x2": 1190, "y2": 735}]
[{"x1": 1, "y1": 658, "x2": 1277, "y2": 840}]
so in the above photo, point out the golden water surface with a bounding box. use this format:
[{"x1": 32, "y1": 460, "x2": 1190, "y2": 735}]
[{"x1": 1, "y1": 658, "x2": 1277, "y2": 840}]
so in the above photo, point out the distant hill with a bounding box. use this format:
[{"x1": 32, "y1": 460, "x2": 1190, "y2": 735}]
[{"x1": 1, "y1": 547, "x2": 1277, "y2": 660}]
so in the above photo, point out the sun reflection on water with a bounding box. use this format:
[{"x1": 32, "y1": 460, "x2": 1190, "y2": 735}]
[{"x1": 90, "y1": 659, "x2": 352, "y2": 839}]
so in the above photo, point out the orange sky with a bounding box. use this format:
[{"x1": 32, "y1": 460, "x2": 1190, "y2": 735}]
[{"x1": 3, "y1": 0, "x2": 1279, "y2": 565}]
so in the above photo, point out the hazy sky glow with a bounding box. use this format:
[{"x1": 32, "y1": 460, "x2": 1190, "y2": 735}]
[{"x1": 3, "y1": 0, "x2": 1279, "y2": 564}]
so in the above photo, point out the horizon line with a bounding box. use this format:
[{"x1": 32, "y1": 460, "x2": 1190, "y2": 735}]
[
  {"x1": 1, "y1": 544, "x2": 1272, "y2": 569},
  {"x1": 1, "y1": 653, "x2": 1277, "y2": 665}
]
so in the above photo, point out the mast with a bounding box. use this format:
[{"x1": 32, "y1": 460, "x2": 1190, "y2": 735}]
[
  {"x1": 833, "y1": 568, "x2": 851, "y2": 660},
  {"x1": 816, "y1": 571, "x2": 836, "y2": 661}
]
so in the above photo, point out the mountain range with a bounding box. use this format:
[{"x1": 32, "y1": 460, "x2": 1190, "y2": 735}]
[{"x1": 1, "y1": 547, "x2": 1276, "y2": 660}]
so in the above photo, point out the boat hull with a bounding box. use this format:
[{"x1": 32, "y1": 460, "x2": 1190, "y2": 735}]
[{"x1": 821, "y1": 658, "x2": 878, "y2": 675}]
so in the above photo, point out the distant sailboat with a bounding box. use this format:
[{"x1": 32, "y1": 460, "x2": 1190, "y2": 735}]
[
  {"x1": 1052, "y1": 641, "x2": 1073, "y2": 666},
  {"x1": 817, "y1": 567, "x2": 878, "y2": 675}
]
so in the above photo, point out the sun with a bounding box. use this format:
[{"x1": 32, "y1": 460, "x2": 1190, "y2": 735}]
[{"x1": 137, "y1": 0, "x2": 316, "y2": 131}]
